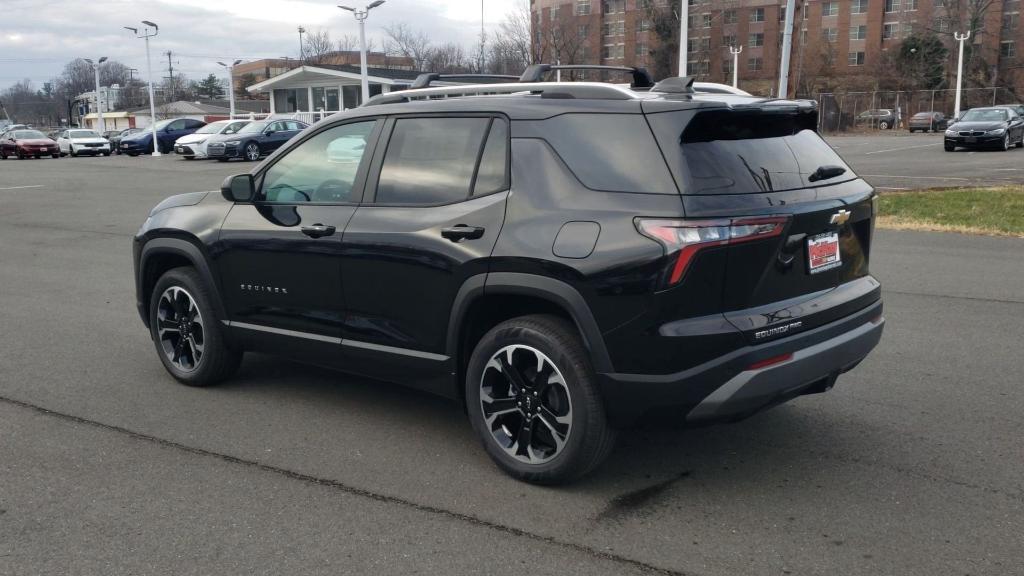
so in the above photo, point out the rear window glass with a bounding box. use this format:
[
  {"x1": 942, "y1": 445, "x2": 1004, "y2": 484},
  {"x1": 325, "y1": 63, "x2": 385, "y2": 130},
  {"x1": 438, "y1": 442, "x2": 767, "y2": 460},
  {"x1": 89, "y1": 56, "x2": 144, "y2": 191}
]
[
  {"x1": 540, "y1": 114, "x2": 678, "y2": 194},
  {"x1": 649, "y1": 109, "x2": 853, "y2": 195}
]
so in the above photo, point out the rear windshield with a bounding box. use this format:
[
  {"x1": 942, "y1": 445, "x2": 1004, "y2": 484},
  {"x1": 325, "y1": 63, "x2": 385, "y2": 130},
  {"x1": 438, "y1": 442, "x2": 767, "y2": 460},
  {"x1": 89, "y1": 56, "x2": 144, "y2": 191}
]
[{"x1": 649, "y1": 109, "x2": 853, "y2": 194}]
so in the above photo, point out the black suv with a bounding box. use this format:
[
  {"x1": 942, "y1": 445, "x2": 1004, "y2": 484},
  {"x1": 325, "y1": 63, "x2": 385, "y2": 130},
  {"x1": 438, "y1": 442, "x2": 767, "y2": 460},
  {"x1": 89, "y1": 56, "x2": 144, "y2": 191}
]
[{"x1": 133, "y1": 69, "x2": 884, "y2": 483}]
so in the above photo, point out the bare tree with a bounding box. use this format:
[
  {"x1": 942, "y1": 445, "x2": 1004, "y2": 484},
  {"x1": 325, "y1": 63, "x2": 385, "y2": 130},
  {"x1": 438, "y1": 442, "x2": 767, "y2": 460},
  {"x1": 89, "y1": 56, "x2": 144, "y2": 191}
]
[
  {"x1": 383, "y1": 23, "x2": 433, "y2": 70},
  {"x1": 488, "y1": 2, "x2": 531, "y2": 74},
  {"x1": 337, "y1": 34, "x2": 358, "y2": 53},
  {"x1": 303, "y1": 28, "x2": 334, "y2": 64},
  {"x1": 426, "y1": 42, "x2": 471, "y2": 73}
]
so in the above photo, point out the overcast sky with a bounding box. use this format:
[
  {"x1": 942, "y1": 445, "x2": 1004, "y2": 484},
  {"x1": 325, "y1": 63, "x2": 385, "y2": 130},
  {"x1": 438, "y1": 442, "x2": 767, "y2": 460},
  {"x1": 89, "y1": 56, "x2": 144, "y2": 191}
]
[{"x1": 0, "y1": 0, "x2": 524, "y2": 91}]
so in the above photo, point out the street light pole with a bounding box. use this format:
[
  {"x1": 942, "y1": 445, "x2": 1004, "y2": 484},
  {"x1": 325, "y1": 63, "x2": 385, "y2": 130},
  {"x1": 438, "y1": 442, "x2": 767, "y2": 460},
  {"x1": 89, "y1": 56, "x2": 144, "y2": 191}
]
[
  {"x1": 298, "y1": 26, "x2": 306, "y2": 63},
  {"x1": 339, "y1": 1, "x2": 385, "y2": 106},
  {"x1": 678, "y1": 1, "x2": 687, "y2": 76},
  {"x1": 778, "y1": 0, "x2": 797, "y2": 98},
  {"x1": 84, "y1": 56, "x2": 108, "y2": 133},
  {"x1": 954, "y1": 30, "x2": 971, "y2": 118},
  {"x1": 127, "y1": 22, "x2": 161, "y2": 156},
  {"x1": 729, "y1": 45, "x2": 743, "y2": 88},
  {"x1": 217, "y1": 60, "x2": 242, "y2": 119}
]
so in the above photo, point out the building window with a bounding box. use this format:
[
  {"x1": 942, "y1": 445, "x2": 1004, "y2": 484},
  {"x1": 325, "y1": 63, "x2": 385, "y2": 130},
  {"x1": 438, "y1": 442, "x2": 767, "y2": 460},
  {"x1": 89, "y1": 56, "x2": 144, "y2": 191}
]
[
  {"x1": 576, "y1": 0, "x2": 591, "y2": 16},
  {"x1": 723, "y1": 58, "x2": 734, "y2": 74},
  {"x1": 702, "y1": 13, "x2": 712, "y2": 28},
  {"x1": 883, "y1": 23, "x2": 899, "y2": 39},
  {"x1": 579, "y1": 24, "x2": 590, "y2": 38},
  {"x1": 724, "y1": 9, "x2": 737, "y2": 24},
  {"x1": 636, "y1": 18, "x2": 650, "y2": 32},
  {"x1": 779, "y1": 7, "x2": 786, "y2": 21},
  {"x1": 723, "y1": 34, "x2": 736, "y2": 47},
  {"x1": 635, "y1": 40, "x2": 648, "y2": 57},
  {"x1": 907, "y1": 0, "x2": 918, "y2": 9},
  {"x1": 903, "y1": 22, "x2": 914, "y2": 35},
  {"x1": 850, "y1": 25, "x2": 867, "y2": 40},
  {"x1": 1004, "y1": 13, "x2": 1019, "y2": 32},
  {"x1": 822, "y1": 1, "x2": 838, "y2": 17},
  {"x1": 851, "y1": 0, "x2": 869, "y2": 14},
  {"x1": 601, "y1": 0, "x2": 623, "y2": 14},
  {"x1": 750, "y1": 8, "x2": 765, "y2": 22},
  {"x1": 848, "y1": 51, "x2": 866, "y2": 66},
  {"x1": 884, "y1": 0, "x2": 900, "y2": 12},
  {"x1": 748, "y1": 57, "x2": 763, "y2": 71},
  {"x1": 822, "y1": 27, "x2": 837, "y2": 42},
  {"x1": 1002, "y1": 41, "x2": 1016, "y2": 58},
  {"x1": 749, "y1": 32, "x2": 764, "y2": 47}
]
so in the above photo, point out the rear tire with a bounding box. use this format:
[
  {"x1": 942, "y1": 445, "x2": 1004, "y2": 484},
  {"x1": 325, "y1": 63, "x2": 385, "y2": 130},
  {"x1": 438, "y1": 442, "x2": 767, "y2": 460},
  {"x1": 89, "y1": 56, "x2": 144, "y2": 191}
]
[
  {"x1": 465, "y1": 314, "x2": 616, "y2": 484},
  {"x1": 879, "y1": 121, "x2": 890, "y2": 130},
  {"x1": 149, "y1": 267, "x2": 241, "y2": 387}
]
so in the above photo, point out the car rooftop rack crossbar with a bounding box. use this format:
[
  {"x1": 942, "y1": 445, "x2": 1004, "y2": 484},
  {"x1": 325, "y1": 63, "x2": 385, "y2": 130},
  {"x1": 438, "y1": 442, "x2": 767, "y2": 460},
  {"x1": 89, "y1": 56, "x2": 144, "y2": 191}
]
[
  {"x1": 410, "y1": 73, "x2": 522, "y2": 89},
  {"x1": 364, "y1": 82, "x2": 638, "y2": 106},
  {"x1": 519, "y1": 64, "x2": 654, "y2": 88}
]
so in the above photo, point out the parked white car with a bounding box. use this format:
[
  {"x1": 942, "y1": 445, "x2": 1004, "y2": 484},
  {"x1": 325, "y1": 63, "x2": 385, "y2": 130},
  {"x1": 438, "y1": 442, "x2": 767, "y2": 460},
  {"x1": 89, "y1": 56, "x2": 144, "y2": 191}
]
[
  {"x1": 174, "y1": 120, "x2": 250, "y2": 159},
  {"x1": 57, "y1": 129, "x2": 111, "y2": 157}
]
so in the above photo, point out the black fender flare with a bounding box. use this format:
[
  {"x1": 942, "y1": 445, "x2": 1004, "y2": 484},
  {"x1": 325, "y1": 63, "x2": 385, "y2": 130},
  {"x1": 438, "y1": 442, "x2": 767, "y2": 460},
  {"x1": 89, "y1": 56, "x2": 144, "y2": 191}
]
[
  {"x1": 446, "y1": 272, "x2": 613, "y2": 374},
  {"x1": 138, "y1": 237, "x2": 227, "y2": 327}
]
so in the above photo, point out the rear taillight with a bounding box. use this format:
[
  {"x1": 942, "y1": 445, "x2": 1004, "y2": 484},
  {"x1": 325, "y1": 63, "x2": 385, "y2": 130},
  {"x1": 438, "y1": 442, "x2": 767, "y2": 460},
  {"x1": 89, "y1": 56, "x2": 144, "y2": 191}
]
[{"x1": 636, "y1": 216, "x2": 789, "y2": 286}]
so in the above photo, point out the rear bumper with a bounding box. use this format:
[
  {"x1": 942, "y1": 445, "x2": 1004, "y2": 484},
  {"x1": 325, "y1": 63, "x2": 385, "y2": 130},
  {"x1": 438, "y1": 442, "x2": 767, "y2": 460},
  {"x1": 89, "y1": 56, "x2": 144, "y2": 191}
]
[{"x1": 597, "y1": 298, "x2": 883, "y2": 427}]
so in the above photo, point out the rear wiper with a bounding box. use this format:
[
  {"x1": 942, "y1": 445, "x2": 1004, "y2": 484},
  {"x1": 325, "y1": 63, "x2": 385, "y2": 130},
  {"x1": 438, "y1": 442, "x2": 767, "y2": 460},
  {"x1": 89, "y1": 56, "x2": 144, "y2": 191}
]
[{"x1": 808, "y1": 165, "x2": 847, "y2": 183}]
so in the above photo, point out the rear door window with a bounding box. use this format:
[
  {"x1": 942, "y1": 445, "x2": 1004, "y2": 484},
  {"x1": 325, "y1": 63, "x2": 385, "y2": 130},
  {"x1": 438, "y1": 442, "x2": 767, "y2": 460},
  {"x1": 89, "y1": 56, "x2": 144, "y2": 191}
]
[
  {"x1": 649, "y1": 109, "x2": 853, "y2": 194},
  {"x1": 374, "y1": 117, "x2": 503, "y2": 205}
]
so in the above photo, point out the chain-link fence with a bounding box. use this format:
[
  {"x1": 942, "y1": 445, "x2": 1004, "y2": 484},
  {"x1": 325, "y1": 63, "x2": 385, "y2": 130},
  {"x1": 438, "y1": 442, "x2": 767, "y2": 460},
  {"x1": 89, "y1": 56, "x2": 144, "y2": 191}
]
[{"x1": 815, "y1": 87, "x2": 1020, "y2": 134}]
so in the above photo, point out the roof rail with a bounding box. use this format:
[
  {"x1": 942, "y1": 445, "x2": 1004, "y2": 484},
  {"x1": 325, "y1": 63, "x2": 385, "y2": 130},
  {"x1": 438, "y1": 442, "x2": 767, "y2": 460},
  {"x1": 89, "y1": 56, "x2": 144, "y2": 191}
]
[
  {"x1": 519, "y1": 64, "x2": 654, "y2": 88},
  {"x1": 363, "y1": 82, "x2": 638, "y2": 106},
  {"x1": 410, "y1": 73, "x2": 521, "y2": 89},
  {"x1": 651, "y1": 76, "x2": 695, "y2": 94}
]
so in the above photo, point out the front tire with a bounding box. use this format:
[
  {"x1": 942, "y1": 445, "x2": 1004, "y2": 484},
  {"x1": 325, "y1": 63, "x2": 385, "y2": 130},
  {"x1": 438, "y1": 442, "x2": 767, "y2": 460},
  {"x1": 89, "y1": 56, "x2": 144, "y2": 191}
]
[
  {"x1": 1001, "y1": 133, "x2": 1011, "y2": 151},
  {"x1": 149, "y1": 267, "x2": 241, "y2": 387},
  {"x1": 879, "y1": 121, "x2": 890, "y2": 130},
  {"x1": 244, "y1": 142, "x2": 260, "y2": 162},
  {"x1": 944, "y1": 143, "x2": 956, "y2": 152},
  {"x1": 465, "y1": 315, "x2": 615, "y2": 484}
]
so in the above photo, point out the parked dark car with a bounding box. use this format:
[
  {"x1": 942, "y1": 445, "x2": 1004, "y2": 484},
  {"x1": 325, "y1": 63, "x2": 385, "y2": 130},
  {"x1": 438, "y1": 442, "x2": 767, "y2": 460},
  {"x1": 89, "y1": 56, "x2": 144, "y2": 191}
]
[
  {"x1": 0, "y1": 129, "x2": 60, "y2": 159},
  {"x1": 856, "y1": 108, "x2": 896, "y2": 130},
  {"x1": 132, "y1": 72, "x2": 883, "y2": 483},
  {"x1": 944, "y1": 106, "x2": 1024, "y2": 151},
  {"x1": 994, "y1": 104, "x2": 1024, "y2": 118},
  {"x1": 206, "y1": 119, "x2": 308, "y2": 161},
  {"x1": 907, "y1": 111, "x2": 947, "y2": 132},
  {"x1": 108, "y1": 127, "x2": 143, "y2": 154},
  {"x1": 120, "y1": 119, "x2": 206, "y2": 156}
]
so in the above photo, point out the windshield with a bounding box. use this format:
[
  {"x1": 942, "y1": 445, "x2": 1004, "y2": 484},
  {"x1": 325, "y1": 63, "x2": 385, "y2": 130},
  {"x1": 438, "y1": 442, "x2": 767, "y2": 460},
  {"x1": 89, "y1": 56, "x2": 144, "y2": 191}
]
[
  {"x1": 69, "y1": 130, "x2": 100, "y2": 138},
  {"x1": 13, "y1": 130, "x2": 47, "y2": 139},
  {"x1": 195, "y1": 122, "x2": 229, "y2": 134},
  {"x1": 238, "y1": 121, "x2": 269, "y2": 134},
  {"x1": 961, "y1": 109, "x2": 1008, "y2": 122}
]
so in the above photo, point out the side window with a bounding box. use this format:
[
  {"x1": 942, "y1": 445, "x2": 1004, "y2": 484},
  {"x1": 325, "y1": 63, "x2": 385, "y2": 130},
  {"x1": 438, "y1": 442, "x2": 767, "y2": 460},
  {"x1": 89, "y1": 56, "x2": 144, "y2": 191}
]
[
  {"x1": 225, "y1": 122, "x2": 244, "y2": 134},
  {"x1": 375, "y1": 117, "x2": 492, "y2": 205},
  {"x1": 260, "y1": 120, "x2": 377, "y2": 204},
  {"x1": 168, "y1": 120, "x2": 186, "y2": 130},
  {"x1": 472, "y1": 118, "x2": 509, "y2": 196},
  {"x1": 265, "y1": 121, "x2": 282, "y2": 133}
]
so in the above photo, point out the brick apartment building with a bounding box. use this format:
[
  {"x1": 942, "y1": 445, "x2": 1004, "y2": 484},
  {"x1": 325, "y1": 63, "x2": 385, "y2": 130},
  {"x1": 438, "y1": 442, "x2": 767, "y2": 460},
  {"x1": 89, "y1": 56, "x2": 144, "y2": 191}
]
[{"x1": 530, "y1": 0, "x2": 1024, "y2": 97}]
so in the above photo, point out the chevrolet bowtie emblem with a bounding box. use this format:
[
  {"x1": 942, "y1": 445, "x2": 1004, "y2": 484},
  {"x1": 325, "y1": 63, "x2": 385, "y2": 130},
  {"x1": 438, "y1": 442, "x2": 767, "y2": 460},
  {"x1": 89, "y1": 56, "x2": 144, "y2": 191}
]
[{"x1": 830, "y1": 210, "x2": 851, "y2": 225}]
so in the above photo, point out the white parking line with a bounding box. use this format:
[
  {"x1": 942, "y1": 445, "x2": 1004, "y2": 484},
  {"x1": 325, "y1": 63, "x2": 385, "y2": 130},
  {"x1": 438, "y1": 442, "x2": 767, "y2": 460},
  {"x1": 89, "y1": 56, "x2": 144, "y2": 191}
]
[
  {"x1": 0, "y1": 185, "x2": 44, "y2": 190},
  {"x1": 863, "y1": 143, "x2": 942, "y2": 155}
]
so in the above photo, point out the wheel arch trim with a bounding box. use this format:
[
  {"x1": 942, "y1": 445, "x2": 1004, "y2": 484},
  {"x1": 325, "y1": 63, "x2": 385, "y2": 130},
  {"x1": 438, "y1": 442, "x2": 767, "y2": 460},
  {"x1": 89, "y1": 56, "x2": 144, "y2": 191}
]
[
  {"x1": 446, "y1": 272, "x2": 613, "y2": 374},
  {"x1": 138, "y1": 237, "x2": 226, "y2": 328}
]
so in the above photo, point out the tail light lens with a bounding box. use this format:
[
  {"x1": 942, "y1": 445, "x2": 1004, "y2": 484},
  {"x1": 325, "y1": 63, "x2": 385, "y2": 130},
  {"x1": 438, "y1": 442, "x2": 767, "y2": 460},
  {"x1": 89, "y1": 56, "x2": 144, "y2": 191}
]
[{"x1": 636, "y1": 216, "x2": 789, "y2": 286}]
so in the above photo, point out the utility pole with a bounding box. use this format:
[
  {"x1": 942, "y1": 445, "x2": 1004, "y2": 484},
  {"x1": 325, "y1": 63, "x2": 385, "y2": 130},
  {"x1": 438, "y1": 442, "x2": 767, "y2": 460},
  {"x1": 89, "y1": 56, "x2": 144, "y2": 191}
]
[
  {"x1": 298, "y1": 26, "x2": 306, "y2": 63},
  {"x1": 338, "y1": 2, "x2": 386, "y2": 105},
  {"x1": 678, "y1": 1, "x2": 688, "y2": 76},
  {"x1": 954, "y1": 30, "x2": 971, "y2": 117},
  {"x1": 164, "y1": 50, "x2": 175, "y2": 102},
  {"x1": 126, "y1": 21, "x2": 161, "y2": 155},
  {"x1": 778, "y1": 0, "x2": 796, "y2": 98}
]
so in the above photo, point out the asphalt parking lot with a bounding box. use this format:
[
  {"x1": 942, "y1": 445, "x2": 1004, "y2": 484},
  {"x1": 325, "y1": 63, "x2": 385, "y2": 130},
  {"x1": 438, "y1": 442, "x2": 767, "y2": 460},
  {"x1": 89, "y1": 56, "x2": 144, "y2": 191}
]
[
  {"x1": 1, "y1": 153, "x2": 1022, "y2": 575},
  {"x1": 828, "y1": 131, "x2": 1024, "y2": 191}
]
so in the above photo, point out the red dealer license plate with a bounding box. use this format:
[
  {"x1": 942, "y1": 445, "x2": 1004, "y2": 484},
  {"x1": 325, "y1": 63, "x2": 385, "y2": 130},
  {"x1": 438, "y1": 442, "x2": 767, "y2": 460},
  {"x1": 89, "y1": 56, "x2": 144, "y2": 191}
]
[{"x1": 808, "y1": 231, "x2": 841, "y2": 274}]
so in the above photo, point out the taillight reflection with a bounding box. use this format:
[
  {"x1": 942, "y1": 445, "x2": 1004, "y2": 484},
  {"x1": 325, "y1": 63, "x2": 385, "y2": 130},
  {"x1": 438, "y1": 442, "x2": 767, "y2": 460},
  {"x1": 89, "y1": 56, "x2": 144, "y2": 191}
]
[{"x1": 636, "y1": 216, "x2": 789, "y2": 286}]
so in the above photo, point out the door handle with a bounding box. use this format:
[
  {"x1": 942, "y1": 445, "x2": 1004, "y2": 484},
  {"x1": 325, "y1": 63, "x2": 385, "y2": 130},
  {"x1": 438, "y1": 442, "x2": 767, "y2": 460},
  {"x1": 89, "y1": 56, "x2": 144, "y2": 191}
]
[
  {"x1": 301, "y1": 223, "x2": 336, "y2": 238},
  {"x1": 441, "y1": 225, "x2": 485, "y2": 242}
]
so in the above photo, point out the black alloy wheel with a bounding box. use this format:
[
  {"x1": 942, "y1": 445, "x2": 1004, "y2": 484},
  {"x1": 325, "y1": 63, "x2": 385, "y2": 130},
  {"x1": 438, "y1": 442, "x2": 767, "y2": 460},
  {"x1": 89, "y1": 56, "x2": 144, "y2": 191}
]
[{"x1": 245, "y1": 142, "x2": 260, "y2": 161}]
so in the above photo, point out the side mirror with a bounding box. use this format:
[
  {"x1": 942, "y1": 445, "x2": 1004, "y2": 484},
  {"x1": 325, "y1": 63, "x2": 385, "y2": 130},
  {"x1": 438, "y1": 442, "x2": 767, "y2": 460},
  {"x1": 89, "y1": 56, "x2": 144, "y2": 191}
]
[{"x1": 222, "y1": 173, "x2": 255, "y2": 202}]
